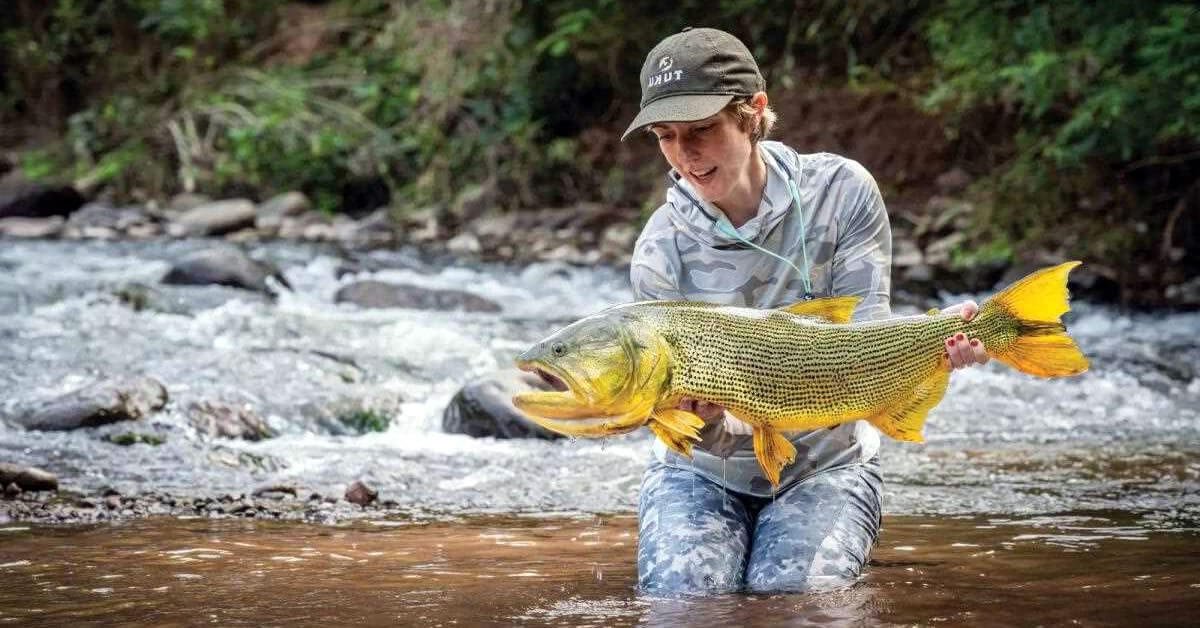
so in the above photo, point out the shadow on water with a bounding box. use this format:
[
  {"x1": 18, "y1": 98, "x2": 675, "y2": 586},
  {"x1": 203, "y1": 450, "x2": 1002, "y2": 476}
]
[{"x1": 1, "y1": 514, "x2": 1197, "y2": 626}]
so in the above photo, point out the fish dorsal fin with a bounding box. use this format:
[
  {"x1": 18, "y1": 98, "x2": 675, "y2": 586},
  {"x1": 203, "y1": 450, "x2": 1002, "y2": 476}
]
[{"x1": 780, "y1": 296, "x2": 861, "y2": 323}]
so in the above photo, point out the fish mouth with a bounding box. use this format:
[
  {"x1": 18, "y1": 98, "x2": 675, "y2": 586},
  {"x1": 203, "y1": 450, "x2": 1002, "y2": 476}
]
[{"x1": 516, "y1": 360, "x2": 571, "y2": 393}]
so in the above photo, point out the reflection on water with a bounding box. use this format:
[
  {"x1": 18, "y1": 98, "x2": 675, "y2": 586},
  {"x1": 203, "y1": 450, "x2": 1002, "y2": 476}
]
[{"x1": 1, "y1": 514, "x2": 1196, "y2": 626}]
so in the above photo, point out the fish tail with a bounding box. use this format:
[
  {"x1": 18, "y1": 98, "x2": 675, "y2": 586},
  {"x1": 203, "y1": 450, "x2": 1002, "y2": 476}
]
[{"x1": 979, "y1": 261, "x2": 1090, "y2": 378}]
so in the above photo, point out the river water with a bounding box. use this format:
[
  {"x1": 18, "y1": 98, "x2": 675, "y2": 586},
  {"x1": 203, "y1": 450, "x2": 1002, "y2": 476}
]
[{"x1": 1, "y1": 239, "x2": 1198, "y2": 623}]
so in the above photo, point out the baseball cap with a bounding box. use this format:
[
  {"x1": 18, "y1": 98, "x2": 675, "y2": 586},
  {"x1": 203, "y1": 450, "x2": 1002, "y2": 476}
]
[{"x1": 621, "y1": 27, "x2": 765, "y2": 141}]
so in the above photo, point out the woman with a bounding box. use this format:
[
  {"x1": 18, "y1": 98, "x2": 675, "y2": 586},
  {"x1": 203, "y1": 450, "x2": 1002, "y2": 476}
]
[{"x1": 623, "y1": 27, "x2": 987, "y2": 594}]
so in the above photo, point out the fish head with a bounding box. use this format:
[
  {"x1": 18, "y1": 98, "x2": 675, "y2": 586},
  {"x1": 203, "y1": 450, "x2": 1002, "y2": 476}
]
[{"x1": 513, "y1": 310, "x2": 667, "y2": 437}]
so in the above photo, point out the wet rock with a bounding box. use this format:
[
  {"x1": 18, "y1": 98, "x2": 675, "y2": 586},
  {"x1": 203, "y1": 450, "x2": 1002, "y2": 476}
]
[
  {"x1": 442, "y1": 369, "x2": 563, "y2": 439},
  {"x1": 0, "y1": 216, "x2": 64, "y2": 238},
  {"x1": 255, "y1": 191, "x2": 311, "y2": 234},
  {"x1": 162, "y1": 246, "x2": 288, "y2": 293},
  {"x1": 187, "y1": 401, "x2": 272, "y2": 440},
  {"x1": 20, "y1": 376, "x2": 168, "y2": 431},
  {"x1": 105, "y1": 495, "x2": 121, "y2": 510},
  {"x1": 0, "y1": 172, "x2": 85, "y2": 218},
  {"x1": 4, "y1": 483, "x2": 20, "y2": 498},
  {"x1": 170, "y1": 199, "x2": 256, "y2": 236},
  {"x1": 0, "y1": 463, "x2": 58, "y2": 491},
  {"x1": 345, "y1": 480, "x2": 377, "y2": 506},
  {"x1": 103, "y1": 432, "x2": 166, "y2": 446},
  {"x1": 335, "y1": 280, "x2": 500, "y2": 312}
]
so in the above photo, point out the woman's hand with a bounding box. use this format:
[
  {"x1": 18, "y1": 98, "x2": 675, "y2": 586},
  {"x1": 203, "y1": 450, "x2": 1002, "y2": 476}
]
[
  {"x1": 941, "y1": 300, "x2": 989, "y2": 370},
  {"x1": 678, "y1": 397, "x2": 726, "y2": 424}
]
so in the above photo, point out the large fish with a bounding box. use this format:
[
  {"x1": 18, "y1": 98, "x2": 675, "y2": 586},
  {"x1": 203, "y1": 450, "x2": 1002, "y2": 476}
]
[{"x1": 513, "y1": 262, "x2": 1089, "y2": 486}]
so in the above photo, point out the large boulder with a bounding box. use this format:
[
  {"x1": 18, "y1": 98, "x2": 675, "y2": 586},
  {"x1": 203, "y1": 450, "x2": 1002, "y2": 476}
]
[
  {"x1": 335, "y1": 280, "x2": 500, "y2": 312},
  {"x1": 20, "y1": 376, "x2": 168, "y2": 431},
  {"x1": 162, "y1": 247, "x2": 289, "y2": 293},
  {"x1": 442, "y1": 369, "x2": 563, "y2": 439}
]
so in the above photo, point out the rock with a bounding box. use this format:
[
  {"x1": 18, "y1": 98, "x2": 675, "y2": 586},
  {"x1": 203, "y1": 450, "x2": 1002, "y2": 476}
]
[
  {"x1": 0, "y1": 463, "x2": 58, "y2": 491},
  {"x1": 162, "y1": 247, "x2": 288, "y2": 293},
  {"x1": 1165, "y1": 276, "x2": 1200, "y2": 306},
  {"x1": 923, "y1": 232, "x2": 965, "y2": 267},
  {"x1": 344, "y1": 480, "x2": 377, "y2": 506},
  {"x1": 0, "y1": 172, "x2": 85, "y2": 218},
  {"x1": 335, "y1": 280, "x2": 500, "y2": 312},
  {"x1": 166, "y1": 192, "x2": 212, "y2": 213},
  {"x1": 442, "y1": 369, "x2": 564, "y2": 439},
  {"x1": 0, "y1": 216, "x2": 64, "y2": 238},
  {"x1": 252, "y1": 485, "x2": 297, "y2": 499},
  {"x1": 188, "y1": 401, "x2": 272, "y2": 440},
  {"x1": 105, "y1": 495, "x2": 122, "y2": 510},
  {"x1": 255, "y1": 191, "x2": 311, "y2": 233},
  {"x1": 67, "y1": 202, "x2": 154, "y2": 232},
  {"x1": 935, "y1": 168, "x2": 973, "y2": 194},
  {"x1": 20, "y1": 376, "x2": 168, "y2": 431},
  {"x1": 451, "y1": 182, "x2": 495, "y2": 224},
  {"x1": 4, "y1": 483, "x2": 19, "y2": 498},
  {"x1": 446, "y1": 232, "x2": 481, "y2": 255},
  {"x1": 170, "y1": 199, "x2": 256, "y2": 236},
  {"x1": 892, "y1": 236, "x2": 924, "y2": 268}
]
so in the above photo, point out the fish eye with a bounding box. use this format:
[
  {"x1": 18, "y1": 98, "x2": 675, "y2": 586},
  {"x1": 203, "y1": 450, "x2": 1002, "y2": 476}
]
[{"x1": 551, "y1": 342, "x2": 567, "y2": 357}]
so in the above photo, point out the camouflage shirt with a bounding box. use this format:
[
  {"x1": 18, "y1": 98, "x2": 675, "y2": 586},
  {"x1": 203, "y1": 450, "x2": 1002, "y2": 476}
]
[{"x1": 629, "y1": 140, "x2": 892, "y2": 496}]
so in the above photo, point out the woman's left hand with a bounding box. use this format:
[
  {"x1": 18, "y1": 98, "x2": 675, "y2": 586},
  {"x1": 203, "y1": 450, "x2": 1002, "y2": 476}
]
[{"x1": 941, "y1": 300, "x2": 989, "y2": 370}]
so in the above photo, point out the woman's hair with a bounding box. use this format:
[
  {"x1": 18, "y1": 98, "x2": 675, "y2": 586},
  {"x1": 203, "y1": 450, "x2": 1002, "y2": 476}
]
[{"x1": 725, "y1": 96, "x2": 776, "y2": 143}]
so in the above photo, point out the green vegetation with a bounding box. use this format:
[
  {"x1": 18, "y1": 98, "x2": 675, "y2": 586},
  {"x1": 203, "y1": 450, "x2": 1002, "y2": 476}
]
[
  {"x1": 339, "y1": 409, "x2": 392, "y2": 434},
  {"x1": 1, "y1": 1, "x2": 1196, "y2": 300},
  {"x1": 104, "y1": 432, "x2": 166, "y2": 446}
]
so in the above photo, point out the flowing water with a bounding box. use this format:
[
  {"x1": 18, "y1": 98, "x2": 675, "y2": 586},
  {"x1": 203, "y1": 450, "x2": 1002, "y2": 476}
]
[{"x1": 1, "y1": 239, "x2": 1198, "y2": 623}]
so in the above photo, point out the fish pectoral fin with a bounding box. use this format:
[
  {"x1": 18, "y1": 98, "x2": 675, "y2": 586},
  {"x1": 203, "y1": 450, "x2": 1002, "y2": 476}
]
[
  {"x1": 752, "y1": 426, "x2": 797, "y2": 488},
  {"x1": 867, "y1": 365, "x2": 950, "y2": 442},
  {"x1": 648, "y1": 408, "x2": 705, "y2": 458},
  {"x1": 780, "y1": 296, "x2": 861, "y2": 323}
]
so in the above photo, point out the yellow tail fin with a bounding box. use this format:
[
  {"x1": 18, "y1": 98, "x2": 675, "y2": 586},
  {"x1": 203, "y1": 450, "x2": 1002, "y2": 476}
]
[{"x1": 982, "y1": 261, "x2": 1090, "y2": 378}]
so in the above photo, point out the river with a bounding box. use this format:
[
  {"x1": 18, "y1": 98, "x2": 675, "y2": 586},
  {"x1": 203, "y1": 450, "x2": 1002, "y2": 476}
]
[{"x1": 1, "y1": 238, "x2": 1197, "y2": 624}]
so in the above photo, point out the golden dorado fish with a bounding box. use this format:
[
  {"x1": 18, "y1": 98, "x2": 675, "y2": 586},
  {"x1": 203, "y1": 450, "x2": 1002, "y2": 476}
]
[{"x1": 513, "y1": 262, "x2": 1089, "y2": 486}]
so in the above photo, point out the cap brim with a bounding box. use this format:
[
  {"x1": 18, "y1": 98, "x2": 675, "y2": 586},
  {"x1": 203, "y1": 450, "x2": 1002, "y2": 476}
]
[{"x1": 620, "y1": 94, "x2": 736, "y2": 141}]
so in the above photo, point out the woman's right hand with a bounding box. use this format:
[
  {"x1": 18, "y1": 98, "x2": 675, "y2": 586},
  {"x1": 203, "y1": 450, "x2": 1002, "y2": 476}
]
[{"x1": 678, "y1": 397, "x2": 726, "y2": 424}]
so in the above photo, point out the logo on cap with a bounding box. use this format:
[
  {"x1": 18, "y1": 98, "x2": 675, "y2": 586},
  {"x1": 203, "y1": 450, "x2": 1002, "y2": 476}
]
[{"x1": 658, "y1": 56, "x2": 673, "y2": 71}]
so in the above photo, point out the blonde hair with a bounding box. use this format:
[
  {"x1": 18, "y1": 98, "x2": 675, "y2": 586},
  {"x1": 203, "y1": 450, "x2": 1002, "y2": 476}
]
[{"x1": 725, "y1": 96, "x2": 776, "y2": 143}]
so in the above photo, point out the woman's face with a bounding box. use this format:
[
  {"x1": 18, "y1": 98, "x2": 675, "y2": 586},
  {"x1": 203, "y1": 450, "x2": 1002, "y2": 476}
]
[{"x1": 649, "y1": 108, "x2": 756, "y2": 210}]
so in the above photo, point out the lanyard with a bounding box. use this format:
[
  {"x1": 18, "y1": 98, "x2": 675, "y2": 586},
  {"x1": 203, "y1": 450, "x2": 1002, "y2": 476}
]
[{"x1": 668, "y1": 152, "x2": 814, "y2": 299}]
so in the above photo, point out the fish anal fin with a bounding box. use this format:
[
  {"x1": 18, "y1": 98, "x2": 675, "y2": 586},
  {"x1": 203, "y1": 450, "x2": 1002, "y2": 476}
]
[
  {"x1": 868, "y1": 365, "x2": 950, "y2": 442},
  {"x1": 752, "y1": 427, "x2": 798, "y2": 488},
  {"x1": 780, "y1": 296, "x2": 861, "y2": 323}
]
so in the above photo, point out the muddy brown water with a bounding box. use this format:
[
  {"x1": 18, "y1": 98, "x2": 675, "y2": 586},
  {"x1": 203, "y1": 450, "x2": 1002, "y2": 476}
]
[{"x1": 1, "y1": 514, "x2": 1196, "y2": 627}]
